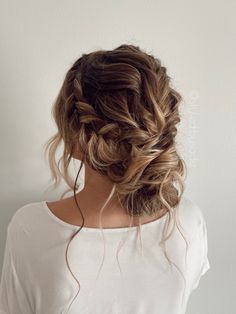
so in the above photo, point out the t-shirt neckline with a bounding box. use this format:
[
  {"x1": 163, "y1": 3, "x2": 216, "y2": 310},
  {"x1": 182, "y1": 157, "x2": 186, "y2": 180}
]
[{"x1": 41, "y1": 200, "x2": 168, "y2": 233}]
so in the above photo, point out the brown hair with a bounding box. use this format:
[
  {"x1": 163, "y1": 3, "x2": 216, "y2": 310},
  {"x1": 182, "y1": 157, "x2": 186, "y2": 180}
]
[{"x1": 43, "y1": 44, "x2": 188, "y2": 312}]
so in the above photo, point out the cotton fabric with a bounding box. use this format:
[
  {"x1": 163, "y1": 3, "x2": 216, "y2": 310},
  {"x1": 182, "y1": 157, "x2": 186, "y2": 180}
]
[{"x1": 0, "y1": 195, "x2": 210, "y2": 314}]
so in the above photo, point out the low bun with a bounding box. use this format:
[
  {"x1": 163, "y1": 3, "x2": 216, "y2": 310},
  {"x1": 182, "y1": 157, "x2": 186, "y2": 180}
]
[{"x1": 44, "y1": 44, "x2": 187, "y2": 312}]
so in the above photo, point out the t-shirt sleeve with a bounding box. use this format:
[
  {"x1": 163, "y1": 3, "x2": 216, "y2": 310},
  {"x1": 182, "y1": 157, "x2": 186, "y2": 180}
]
[
  {"x1": 189, "y1": 207, "x2": 211, "y2": 292},
  {"x1": 0, "y1": 225, "x2": 32, "y2": 314}
]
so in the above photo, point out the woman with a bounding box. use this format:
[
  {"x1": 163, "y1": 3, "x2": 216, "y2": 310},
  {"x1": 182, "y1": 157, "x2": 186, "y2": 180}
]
[{"x1": 0, "y1": 44, "x2": 210, "y2": 314}]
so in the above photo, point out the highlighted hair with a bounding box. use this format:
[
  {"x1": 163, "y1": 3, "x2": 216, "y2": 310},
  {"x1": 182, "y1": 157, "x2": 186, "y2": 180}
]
[{"x1": 43, "y1": 44, "x2": 188, "y2": 312}]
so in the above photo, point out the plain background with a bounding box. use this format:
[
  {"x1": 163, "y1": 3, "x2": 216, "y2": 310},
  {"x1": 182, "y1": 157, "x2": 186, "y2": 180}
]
[{"x1": 0, "y1": 1, "x2": 235, "y2": 313}]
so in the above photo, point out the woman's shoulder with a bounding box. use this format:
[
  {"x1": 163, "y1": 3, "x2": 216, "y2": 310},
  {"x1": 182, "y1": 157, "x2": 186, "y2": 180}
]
[
  {"x1": 178, "y1": 196, "x2": 210, "y2": 292},
  {"x1": 6, "y1": 200, "x2": 71, "y2": 261},
  {"x1": 7, "y1": 201, "x2": 45, "y2": 236},
  {"x1": 175, "y1": 195, "x2": 207, "y2": 235}
]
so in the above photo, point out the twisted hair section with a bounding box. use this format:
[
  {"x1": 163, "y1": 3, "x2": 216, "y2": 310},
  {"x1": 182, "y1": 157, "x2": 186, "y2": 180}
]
[{"x1": 43, "y1": 44, "x2": 188, "y2": 312}]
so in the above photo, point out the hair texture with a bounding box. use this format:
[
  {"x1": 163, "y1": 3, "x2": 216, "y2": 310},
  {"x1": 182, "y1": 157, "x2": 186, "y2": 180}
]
[{"x1": 43, "y1": 44, "x2": 188, "y2": 312}]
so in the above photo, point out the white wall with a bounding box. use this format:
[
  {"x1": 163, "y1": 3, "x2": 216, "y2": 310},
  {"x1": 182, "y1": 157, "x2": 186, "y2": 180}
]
[{"x1": 0, "y1": 1, "x2": 235, "y2": 313}]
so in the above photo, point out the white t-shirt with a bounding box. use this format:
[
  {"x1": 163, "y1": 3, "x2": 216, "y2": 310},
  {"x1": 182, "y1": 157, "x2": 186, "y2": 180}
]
[{"x1": 0, "y1": 195, "x2": 210, "y2": 314}]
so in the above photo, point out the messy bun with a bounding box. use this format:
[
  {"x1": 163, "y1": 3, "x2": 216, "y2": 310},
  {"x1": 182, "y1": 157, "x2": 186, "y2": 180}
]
[{"x1": 44, "y1": 44, "x2": 187, "y2": 312}]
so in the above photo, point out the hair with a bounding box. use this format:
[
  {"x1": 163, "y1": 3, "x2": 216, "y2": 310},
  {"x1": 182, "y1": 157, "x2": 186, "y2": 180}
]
[{"x1": 43, "y1": 44, "x2": 188, "y2": 312}]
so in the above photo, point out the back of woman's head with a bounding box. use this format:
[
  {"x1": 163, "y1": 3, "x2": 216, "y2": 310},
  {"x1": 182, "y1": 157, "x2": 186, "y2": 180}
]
[
  {"x1": 44, "y1": 44, "x2": 187, "y2": 312},
  {"x1": 44, "y1": 44, "x2": 186, "y2": 218}
]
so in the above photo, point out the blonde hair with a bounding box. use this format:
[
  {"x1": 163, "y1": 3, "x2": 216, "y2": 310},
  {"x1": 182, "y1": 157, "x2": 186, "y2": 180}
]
[{"x1": 43, "y1": 44, "x2": 188, "y2": 312}]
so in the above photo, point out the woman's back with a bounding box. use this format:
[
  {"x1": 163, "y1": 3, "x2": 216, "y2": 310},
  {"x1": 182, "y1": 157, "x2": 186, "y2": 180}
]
[{"x1": 0, "y1": 195, "x2": 210, "y2": 314}]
